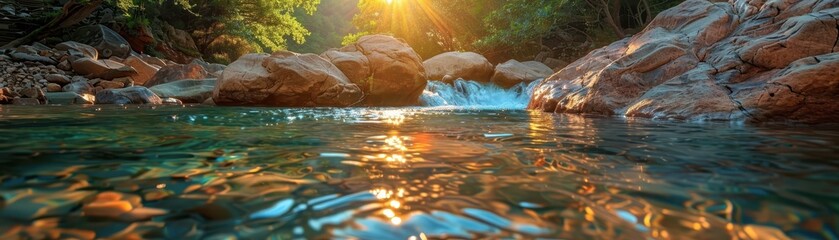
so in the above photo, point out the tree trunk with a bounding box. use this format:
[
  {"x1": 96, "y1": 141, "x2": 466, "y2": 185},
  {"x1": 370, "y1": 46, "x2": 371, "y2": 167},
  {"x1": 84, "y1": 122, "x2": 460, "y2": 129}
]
[
  {"x1": 600, "y1": 0, "x2": 626, "y2": 38},
  {"x1": 1, "y1": 0, "x2": 102, "y2": 49}
]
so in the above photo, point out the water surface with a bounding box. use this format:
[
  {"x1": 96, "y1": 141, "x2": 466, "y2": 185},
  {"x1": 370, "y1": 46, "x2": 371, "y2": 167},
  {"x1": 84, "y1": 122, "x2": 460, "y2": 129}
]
[{"x1": 0, "y1": 105, "x2": 837, "y2": 239}]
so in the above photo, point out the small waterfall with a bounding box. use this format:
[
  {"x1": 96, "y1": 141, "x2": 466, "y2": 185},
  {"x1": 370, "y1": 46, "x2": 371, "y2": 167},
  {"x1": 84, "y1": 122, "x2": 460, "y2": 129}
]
[{"x1": 420, "y1": 79, "x2": 542, "y2": 109}]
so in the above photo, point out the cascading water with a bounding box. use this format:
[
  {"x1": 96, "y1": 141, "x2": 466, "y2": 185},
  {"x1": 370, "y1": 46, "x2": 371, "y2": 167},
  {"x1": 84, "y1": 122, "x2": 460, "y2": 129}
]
[{"x1": 420, "y1": 79, "x2": 542, "y2": 109}]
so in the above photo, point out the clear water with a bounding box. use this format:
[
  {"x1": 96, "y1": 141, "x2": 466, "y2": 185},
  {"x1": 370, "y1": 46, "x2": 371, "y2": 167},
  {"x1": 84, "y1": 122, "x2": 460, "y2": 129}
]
[{"x1": 0, "y1": 104, "x2": 837, "y2": 239}]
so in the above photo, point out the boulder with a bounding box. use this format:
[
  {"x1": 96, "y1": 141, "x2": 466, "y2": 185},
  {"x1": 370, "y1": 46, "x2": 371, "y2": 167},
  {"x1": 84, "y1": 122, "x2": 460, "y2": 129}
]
[
  {"x1": 45, "y1": 92, "x2": 95, "y2": 104},
  {"x1": 123, "y1": 56, "x2": 160, "y2": 85},
  {"x1": 45, "y1": 74, "x2": 71, "y2": 85},
  {"x1": 97, "y1": 80, "x2": 125, "y2": 89},
  {"x1": 423, "y1": 51, "x2": 494, "y2": 82},
  {"x1": 491, "y1": 60, "x2": 554, "y2": 88},
  {"x1": 71, "y1": 57, "x2": 137, "y2": 80},
  {"x1": 213, "y1": 52, "x2": 363, "y2": 107},
  {"x1": 335, "y1": 35, "x2": 427, "y2": 106},
  {"x1": 529, "y1": 0, "x2": 839, "y2": 123},
  {"x1": 62, "y1": 81, "x2": 95, "y2": 95},
  {"x1": 55, "y1": 41, "x2": 98, "y2": 60},
  {"x1": 150, "y1": 79, "x2": 216, "y2": 103},
  {"x1": 68, "y1": 25, "x2": 131, "y2": 59},
  {"x1": 321, "y1": 49, "x2": 370, "y2": 84},
  {"x1": 95, "y1": 86, "x2": 162, "y2": 104},
  {"x1": 9, "y1": 52, "x2": 56, "y2": 65},
  {"x1": 144, "y1": 63, "x2": 207, "y2": 87},
  {"x1": 19, "y1": 87, "x2": 46, "y2": 104},
  {"x1": 46, "y1": 83, "x2": 62, "y2": 92}
]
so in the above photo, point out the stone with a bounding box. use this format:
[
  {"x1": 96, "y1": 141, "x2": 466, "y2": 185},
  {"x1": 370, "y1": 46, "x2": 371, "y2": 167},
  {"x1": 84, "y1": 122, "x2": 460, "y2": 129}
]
[
  {"x1": 334, "y1": 35, "x2": 427, "y2": 106},
  {"x1": 71, "y1": 57, "x2": 137, "y2": 80},
  {"x1": 95, "y1": 86, "x2": 162, "y2": 104},
  {"x1": 55, "y1": 41, "x2": 98, "y2": 60},
  {"x1": 97, "y1": 80, "x2": 125, "y2": 89},
  {"x1": 161, "y1": 98, "x2": 183, "y2": 105},
  {"x1": 321, "y1": 49, "x2": 370, "y2": 84},
  {"x1": 45, "y1": 92, "x2": 95, "y2": 104},
  {"x1": 45, "y1": 74, "x2": 71, "y2": 85},
  {"x1": 149, "y1": 79, "x2": 216, "y2": 103},
  {"x1": 529, "y1": 0, "x2": 839, "y2": 123},
  {"x1": 12, "y1": 98, "x2": 41, "y2": 105},
  {"x1": 144, "y1": 63, "x2": 208, "y2": 87},
  {"x1": 123, "y1": 56, "x2": 159, "y2": 85},
  {"x1": 46, "y1": 83, "x2": 62, "y2": 92},
  {"x1": 543, "y1": 58, "x2": 568, "y2": 70},
  {"x1": 191, "y1": 59, "x2": 226, "y2": 74},
  {"x1": 67, "y1": 25, "x2": 131, "y2": 58},
  {"x1": 63, "y1": 81, "x2": 95, "y2": 95},
  {"x1": 423, "y1": 51, "x2": 494, "y2": 82},
  {"x1": 112, "y1": 77, "x2": 134, "y2": 87},
  {"x1": 491, "y1": 60, "x2": 554, "y2": 88},
  {"x1": 10, "y1": 52, "x2": 57, "y2": 65},
  {"x1": 19, "y1": 87, "x2": 45, "y2": 103},
  {"x1": 213, "y1": 52, "x2": 363, "y2": 107}
]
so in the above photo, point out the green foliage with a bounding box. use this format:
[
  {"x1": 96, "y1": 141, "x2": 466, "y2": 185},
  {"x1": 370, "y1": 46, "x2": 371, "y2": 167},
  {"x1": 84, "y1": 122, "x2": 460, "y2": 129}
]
[
  {"x1": 288, "y1": 0, "x2": 359, "y2": 53},
  {"x1": 106, "y1": 0, "x2": 320, "y2": 62}
]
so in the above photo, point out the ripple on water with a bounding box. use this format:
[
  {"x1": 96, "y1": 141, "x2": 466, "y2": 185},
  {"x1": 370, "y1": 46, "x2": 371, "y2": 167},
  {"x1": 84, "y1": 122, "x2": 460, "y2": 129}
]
[{"x1": 0, "y1": 105, "x2": 837, "y2": 239}]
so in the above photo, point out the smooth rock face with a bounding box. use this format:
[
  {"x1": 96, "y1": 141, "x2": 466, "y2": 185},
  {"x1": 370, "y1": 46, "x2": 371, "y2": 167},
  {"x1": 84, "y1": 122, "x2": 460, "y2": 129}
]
[
  {"x1": 213, "y1": 52, "x2": 363, "y2": 107},
  {"x1": 55, "y1": 41, "x2": 98, "y2": 60},
  {"x1": 150, "y1": 79, "x2": 217, "y2": 103},
  {"x1": 529, "y1": 0, "x2": 839, "y2": 123},
  {"x1": 71, "y1": 58, "x2": 137, "y2": 80},
  {"x1": 45, "y1": 92, "x2": 95, "y2": 104},
  {"x1": 95, "y1": 86, "x2": 162, "y2": 104},
  {"x1": 423, "y1": 51, "x2": 494, "y2": 83},
  {"x1": 144, "y1": 63, "x2": 208, "y2": 87},
  {"x1": 123, "y1": 56, "x2": 160, "y2": 85},
  {"x1": 336, "y1": 35, "x2": 427, "y2": 106},
  {"x1": 491, "y1": 60, "x2": 554, "y2": 88},
  {"x1": 321, "y1": 50, "x2": 370, "y2": 84},
  {"x1": 68, "y1": 25, "x2": 131, "y2": 59}
]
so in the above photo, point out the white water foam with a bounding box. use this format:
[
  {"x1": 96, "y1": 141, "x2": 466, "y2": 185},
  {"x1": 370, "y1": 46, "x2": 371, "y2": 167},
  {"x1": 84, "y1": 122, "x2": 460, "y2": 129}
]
[{"x1": 420, "y1": 79, "x2": 542, "y2": 110}]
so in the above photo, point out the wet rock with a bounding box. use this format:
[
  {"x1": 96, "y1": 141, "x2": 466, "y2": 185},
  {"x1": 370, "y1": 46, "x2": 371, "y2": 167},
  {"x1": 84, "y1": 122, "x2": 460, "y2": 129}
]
[
  {"x1": 162, "y1": 97, "x2": 183, "y2": 105},
  {"x1": 529, "y1": 0, "x2": 839, "y2": 123},
  {"x1": 12, "y1": 98, "x2": 41, "y2": 105},
  {"x1": 213, "y1": 52, "x2": 363, "y2": 107},
  {"x1": 0, "y1": 87, "x2": 12, "y2": 104},
  {"x1": 10, "y1": 52, "x2": 57, "y2": 65},
  {"x1": 46, "y1": 74, "x2": 71, "y2": 85},
  {"x1": 68, "y1": 24, "x2": 131, "y2": 58},
  {"x1": 334, "y1": 35, "x2": 427, "y2": 106},
  {"x1": 149, "y1": 79, "x2": 216, "y2": 103},
  {"x1": 82, "y1": 192, "x2": 142, "y2": 219},
  {"x1": 491, "y1": 60, "x2": 553, "y2": 88},
  {"x1": 45, "y1": 92, "x2": 96, "y2": 104},
  {"x1": 55, "y1": 41, "x2": 99, "y2": 60},
  {"x1": 0, "y1": 191, "x2": 93, "y2": 220},
  {"x1": 63, "y1": 81, "x2": 95, "y2": 95},
  {"x1": 423, "y1": 51, "x2": 494, "y2": 83},
  {"x1": 46, "y1": 83, "x2": 62, "y2": 92},
  {"x1": 95, "y1": 86, "x2": 162, "y2": 104},
  {"x1": 97, "y1": 80, "x2": 125, "y2": 89},
  {"x1": 192, "y1": 59, "x2": 226, "y2": 74},
  {"x1": 19, "y1": 87, "x2": 46, "y2": 103},
  {"x1": 145, "y1": 63, "x2": 208, "y2": 87},
  {"x1": 164, "y1": 218, "x2": 201, "y2": 239},
  {"x1": 71, "y1": 57, "x2": 137, "y2": 80},
  {"x1": 123, "y1": 56, "x2": 159, "y2": 85}
]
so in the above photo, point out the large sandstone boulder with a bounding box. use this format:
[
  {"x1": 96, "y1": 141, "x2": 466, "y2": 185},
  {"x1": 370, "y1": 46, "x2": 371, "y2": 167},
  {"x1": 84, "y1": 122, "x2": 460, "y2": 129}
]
[
  {"x1": 55, "y1": 41, "x2": 98, "y2": 60},
  {"x1": 67, "y1": 25, "x2": 131, "y2": 59},
  {"x1": 321, "y1": 50, "x2": 370, "y2": 84},
  {"x1": 123, "y1": 56, "x2": 160, "y2": 85},
  {"x1": 423, "y1": 52, "x2": 494, "y2": 83},
  {"x1": 491, "y1": 60, "x2": 554, "y2": 88},
  {"x1": 144, "y1": 63, "x2": 208, "y2": 87},
  {"x1": 213, "y1": 52, "x2": 363, "y2": 107},
  {"x1": 150, "y1": 79, "x2": 216, "y2": 103},
  {"x1": 71, "y1": 58, "x2": 137, "y2": 80},
  {"x1": 330, "y1": 35, "x2": 427, "y2": 106},
  {"x1": 529, "y1": 0, "x2": 839, "y2": 123}
]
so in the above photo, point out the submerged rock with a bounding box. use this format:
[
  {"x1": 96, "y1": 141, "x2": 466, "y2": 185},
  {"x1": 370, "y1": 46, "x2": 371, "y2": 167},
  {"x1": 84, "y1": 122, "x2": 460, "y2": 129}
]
[
  {"x1": 331, "y1": 35, "x2": 427, "y2": 106},
  {"x1": 491, "y1": 60, "x2": 553, "y2": 88},
  {"x1": 423, "y1": 51, "x2": 494, "y2": 83},
  {"x1": 213, "y1": 52, "x2": 363, "y2": 107},
  {"x1": 150, "y1": 79, "x2": 216, "y2": 103},
  {"x1": 529, "y1": 0, "x2": 839, "y2": 123},
  {"x1": 95, "y1": 86, "x2": 162, "y2": 104}
]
